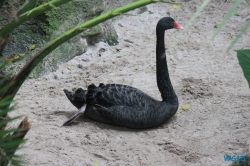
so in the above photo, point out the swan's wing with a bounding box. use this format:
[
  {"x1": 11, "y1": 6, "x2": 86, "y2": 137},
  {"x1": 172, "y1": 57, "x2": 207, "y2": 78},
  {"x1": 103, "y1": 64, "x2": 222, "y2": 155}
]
[
  {"x1": 86, "y1": 83, "x2": 157, "y2": 109},
  {"x1": 85, "y1": 104, "x2": 162, "y2": 128}
]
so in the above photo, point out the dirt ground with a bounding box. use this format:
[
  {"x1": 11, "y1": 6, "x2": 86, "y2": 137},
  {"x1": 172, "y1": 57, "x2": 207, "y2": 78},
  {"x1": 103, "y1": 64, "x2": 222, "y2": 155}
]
[{"x1": 9, "y1": 0, "x2": 250, "y2": 165}]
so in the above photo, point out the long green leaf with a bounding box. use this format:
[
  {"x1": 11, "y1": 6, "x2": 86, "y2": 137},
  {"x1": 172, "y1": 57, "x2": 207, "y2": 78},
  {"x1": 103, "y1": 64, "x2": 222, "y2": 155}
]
[
  {"x1": 1, "y1": 63, "x2": 27, "y2": 166},
  {"x1": 2, "y1": 0, "x2": 175, "y2": 104},
  {"x1": 173, "y1": 0, "x2": 211, "y2": 46},
  {"x1": 211, "y1": 0, "x2": 243, "y2": 42},
  {"x1": 0, "y1": 76, "x2": 9, "y2": 85},
  {"x1": 246, "y1": 0, "x2": 250, "y2": 6},
  {"x1": 16, "y1": 0, "x2": 39, "y2": 16},
  {"x1": 0, "y1": 0, "x2": 73, "y2": 40},
  {"x1": 0, "y1": 117, "x2": 20, "y2": 128},
  {"x1": 236, "y1": 49, "x2": 250, "y2": 88},
  {"x1": 226, "y1": 20, "x2": 250, "y2": 52}
]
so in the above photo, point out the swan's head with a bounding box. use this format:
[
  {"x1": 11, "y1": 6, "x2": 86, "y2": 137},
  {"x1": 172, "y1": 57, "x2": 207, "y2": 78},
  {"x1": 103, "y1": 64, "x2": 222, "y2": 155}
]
[
  {"x1": 64, "y1": 88, "x2": 86, "y2": 109},
  {"x1": 157, "y1": 17, "x2": 183, "y2": 30}
]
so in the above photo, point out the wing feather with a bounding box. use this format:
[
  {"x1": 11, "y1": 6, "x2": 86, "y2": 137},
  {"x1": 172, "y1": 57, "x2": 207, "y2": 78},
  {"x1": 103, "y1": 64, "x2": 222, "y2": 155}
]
[{"x1": 86, "y1": 83, "x2": 157, "y2": 108}]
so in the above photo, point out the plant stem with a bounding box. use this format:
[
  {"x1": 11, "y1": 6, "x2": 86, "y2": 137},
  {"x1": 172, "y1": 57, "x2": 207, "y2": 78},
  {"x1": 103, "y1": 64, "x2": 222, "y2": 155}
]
[
  {"x1": 1, "y1": 0, "x2": 175, "y2": 107},
  {"x1": 227, "y1": 20, "x2": 250, "y2": 52},
  {"x1": 211, "y1": 0, "x2": 243, "y2": 42},
  {"x1": 246, "y1": 0, "x2": 250, "y2": 6},
  {"x1": 0, "y1": 0, "x2": 72, "y2": 40},
  {"x1": 173, "y1": 0, "x2": 210, "y2": 47},
  {"x1": 16, "y1": 0, "x2": 39, "y2": 16}
]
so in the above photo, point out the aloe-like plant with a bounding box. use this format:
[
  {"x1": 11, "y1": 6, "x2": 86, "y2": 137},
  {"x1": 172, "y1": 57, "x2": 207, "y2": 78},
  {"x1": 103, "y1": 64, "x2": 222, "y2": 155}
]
[
  {"x1": 179, "y1": 0, "x2": 250, "y2": 88},
  {"x1": 0, "y1": 0, "x2": 175, "y2": 165},
  {"x1": 0, "y1": 0, "x2": 176, "y2": 107},
  {"x1": 212, "y1": 0, "x2": 250, "y2": 88},
  {"x1": 0, "y1": 63, "x2": 31, "y2": 166},
  {"x1": 236, "y1": 49, "x2": 250, "y2": 88},
  {"x1": 218, "y1": 0, "x2": 250, "y2": 89}
]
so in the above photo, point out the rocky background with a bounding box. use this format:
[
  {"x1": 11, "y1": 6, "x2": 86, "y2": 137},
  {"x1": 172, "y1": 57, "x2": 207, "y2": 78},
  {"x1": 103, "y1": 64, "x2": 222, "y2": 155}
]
[
  {"x1": 0, "y1": 0, "x2": 134, "y2": 77},
  {"x1": 3, "y1": 0, "x2": 250, "y2": 165}
]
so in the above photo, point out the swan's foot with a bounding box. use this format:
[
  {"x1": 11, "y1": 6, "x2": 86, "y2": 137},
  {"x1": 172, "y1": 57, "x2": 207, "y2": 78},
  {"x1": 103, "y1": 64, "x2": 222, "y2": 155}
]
[{"x1": 63, "y1": 104, "x2": 87, "y2": 126}]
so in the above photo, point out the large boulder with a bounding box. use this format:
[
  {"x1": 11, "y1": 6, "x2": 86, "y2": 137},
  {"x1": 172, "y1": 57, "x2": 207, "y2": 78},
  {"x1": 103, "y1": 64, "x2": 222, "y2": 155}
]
[{"x1": 0, "y1": 0, "x2": 122, "y2": 77}]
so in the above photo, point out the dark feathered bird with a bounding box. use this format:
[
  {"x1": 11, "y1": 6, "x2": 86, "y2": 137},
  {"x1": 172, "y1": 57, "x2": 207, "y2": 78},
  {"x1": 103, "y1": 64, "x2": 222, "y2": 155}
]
[{"x1": 63, "y1": 17, "x2": 182, "y2": 129}]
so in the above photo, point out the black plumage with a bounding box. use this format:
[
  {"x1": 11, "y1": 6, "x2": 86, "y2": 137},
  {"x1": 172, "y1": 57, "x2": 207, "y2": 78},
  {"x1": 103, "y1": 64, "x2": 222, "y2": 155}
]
[{"x1": 63, "y1": 17, "x2": 182, "y2": 129}]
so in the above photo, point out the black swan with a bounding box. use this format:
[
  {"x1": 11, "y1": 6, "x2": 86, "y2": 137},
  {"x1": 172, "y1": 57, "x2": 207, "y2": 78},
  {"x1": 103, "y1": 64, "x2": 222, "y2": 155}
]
[{"x1": 63, "y1": 17, "x2": 182, "y2": 129}]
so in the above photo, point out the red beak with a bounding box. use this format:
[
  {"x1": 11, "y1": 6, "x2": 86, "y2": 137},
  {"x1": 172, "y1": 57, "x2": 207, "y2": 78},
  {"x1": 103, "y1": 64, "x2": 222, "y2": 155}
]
[{"x1": 174, "y1": 22, "x2": 183, "y2": 29}]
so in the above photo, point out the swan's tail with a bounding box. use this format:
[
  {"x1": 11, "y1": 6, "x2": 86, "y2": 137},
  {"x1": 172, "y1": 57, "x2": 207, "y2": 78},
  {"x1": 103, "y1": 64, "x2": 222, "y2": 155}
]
[{"x1": 63, "y1": 104, "x2": 87, "y2": 126}]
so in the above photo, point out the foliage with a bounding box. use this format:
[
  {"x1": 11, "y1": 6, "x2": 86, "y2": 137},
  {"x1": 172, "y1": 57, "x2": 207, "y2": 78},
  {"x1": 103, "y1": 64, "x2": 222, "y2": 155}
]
[
  {"x1": 0, "y1": 0, "x2": 176, "y2": 108},
  {"x1": 0, "y1": 0, "x2": 176, "y2": 165},
  {"x1": 236, "y1": 49, "x2": 250, "y2": 88},
  {"x1": 181, "y1": 0, "x2": 250, "y2": 88},
  {"x1": 16, "y1": 0, "x2": 39, "y2": 16},
  {"x1": 0, "y1": 63, "x2": 30, "y2": 166},
  {"x1": 212, "y1": 0, "x2": 250, "y2": 88},
  {"x1": 175, "y1": 0, "x2": 210, "y2": 45},
  {"x1": 211, "y1": 0, "x2": 243, "y2": 48},
  {"x1": 0, "y1": 0, "x2": 73, "y2": 40}
]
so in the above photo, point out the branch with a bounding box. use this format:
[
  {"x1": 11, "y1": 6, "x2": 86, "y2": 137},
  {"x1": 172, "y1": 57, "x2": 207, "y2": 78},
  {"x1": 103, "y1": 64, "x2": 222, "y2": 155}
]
[
  {"x1": 1, "y1": 0, "x2": 175, "y2": 106},
  {"x1": 0, "y1": 0, "x2": 72, "y2": 40},
  {"x1": 16, "y1": 0, "x2": 39, "y2": 16}
]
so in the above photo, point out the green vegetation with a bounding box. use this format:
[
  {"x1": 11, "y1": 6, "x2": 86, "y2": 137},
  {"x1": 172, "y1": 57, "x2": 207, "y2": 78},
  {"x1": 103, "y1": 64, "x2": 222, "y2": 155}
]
[
  {"x1": 0, "y1": 63, "x2": 31, "y2": 166},
  {"x1": 181, "y1": 0, "x2": 250, "y2": 88},
  {"x1": 236, "y1": 49, "x2": 250, "y2": 88},
  {"x1": 0, "y1": 0, "x2": 175, "y2": 165},
  {"x1": 0, "y1": 0, "x2": 249, "y2": 164},
  {"x1": 0, "y1": 0, "x2": 105, "y2": 78}
]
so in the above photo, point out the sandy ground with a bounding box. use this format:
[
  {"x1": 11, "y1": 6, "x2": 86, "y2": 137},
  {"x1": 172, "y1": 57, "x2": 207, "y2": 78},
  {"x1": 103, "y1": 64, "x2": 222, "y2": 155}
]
[{"x1": 9, "y1": 1, "x2": 250, "y2": 165}]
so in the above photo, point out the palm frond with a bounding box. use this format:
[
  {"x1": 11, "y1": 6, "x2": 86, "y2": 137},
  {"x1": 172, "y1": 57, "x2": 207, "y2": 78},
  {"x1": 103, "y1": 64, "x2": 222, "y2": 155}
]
[
  {"x1": 211, "y1": 0, "x2": 243, "y2": 42},
  {"x1": 0, "y1": 63, "x2": 30, "y2": 166},
  {"x1": 173, "y1": 0, "x2": 211, "y2": 47},
  {"x1": 227, "y1": 20, "x2": 250, "y2": 52}
]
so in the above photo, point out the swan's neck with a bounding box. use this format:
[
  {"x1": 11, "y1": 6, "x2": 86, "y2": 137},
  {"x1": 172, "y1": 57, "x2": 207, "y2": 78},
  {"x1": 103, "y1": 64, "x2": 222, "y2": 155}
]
[{"x1": 156, "y1": 29, "x2": 177, "y2": 103}]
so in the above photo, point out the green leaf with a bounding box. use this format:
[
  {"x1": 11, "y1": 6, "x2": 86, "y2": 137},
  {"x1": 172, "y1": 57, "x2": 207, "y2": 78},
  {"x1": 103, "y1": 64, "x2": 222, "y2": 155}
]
[
  {"x1": 236, "y1": 49, "x2": 250, "y2": 88},
  {"x1": 211, "y1": 0, "x2": 243, "y2": 42},
  {"x1": 181, "y1": 105, "x2": 190, "y2": 111},
  {"x1": 29, "y1": 44, "x2": 35, "y2": 50},
  {"x1": 92, "y1": 161, "x2": 100, "y2": 166},
  {"x1": 227, "y1": 20, "x2": 250, "y2": 52},
  {"x1": 0, "y1": 62, "x2": 28, "y2": 166},
  {"x1": 116, "y1": 55, "x2": 124, "y2": 58},
  {"x1": 173, "y1": 4, "x2": 180, "y2": 8},
  {"x1": 3, "y1": 0, "x2": 177, "y2": 105},
  {"x1": 214, "y1": 24, "x2": 220, "y2": 28},
  {"x1": 0, "y1": 0, "x2": 73, "y2": 39},
  {"x1": 173, "y1": 0, "x2": 211, "y2": 46},
  {"x1": 233, "y1": 13, "x2": 240, "y2": 16},
  {"x1": 246, "y1": 0, "x2": 250, "y2": 6},
  {"x1": 16, "y1": 0, "x2": 39, "y2": 16},
  {"x1": 227, "y1": 36, "x2": 233, "y2": 40},
  {"x1": 67, "y1": 65, "x2": 74, "y2": 70}
]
